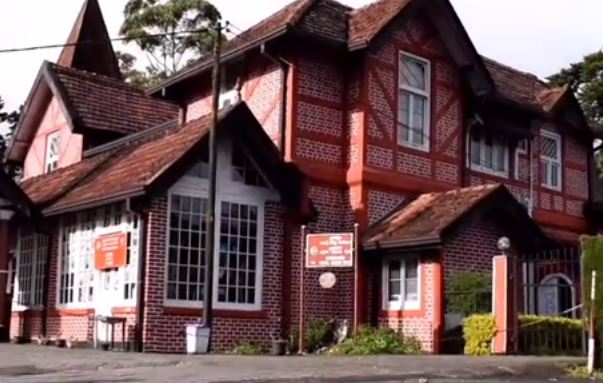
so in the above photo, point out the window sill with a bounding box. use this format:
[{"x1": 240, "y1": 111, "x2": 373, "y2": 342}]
[
  {"x1": 380, "y1": 308, "x2": 424, "y2": 319},
  {"x1": 470, "y1": 166, "x2": 509, "y2": 179},
  {"x1": 399, "y1": 141, "x2": 430, "y2": 153},
  {"x1": 541, "y1": 184, "x2": 562, "y2": 192},
  {"x1": 163, "y1": 306, "x2": 268, "y2": 319}
]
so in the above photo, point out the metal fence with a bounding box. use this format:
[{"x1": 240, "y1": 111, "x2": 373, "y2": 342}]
[{"x1": 517, "y1": 246, "x2": 586, "y2": 356}]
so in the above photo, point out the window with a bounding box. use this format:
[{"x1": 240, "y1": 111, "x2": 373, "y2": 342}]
[
  {"x1": 58, "y1": 205, "x2": 140, "y2": 307},
  {"x1": 232, "y1": 148, "x2": 267, "y2": 187},
  {"x1": 517, "y1": 138, "x2": 528, "y2": 153},
  {"x1": 540, "y1": 131, "x2": 562, "y2": 190},
  {"x1": 217, "y1": 202, "x2": 259, "y2": 306},
  {"x1": 468, "y1": 129, "x2": 509, "y2": 177},
  {"x1": 398, "y1": 52, "x2": 430, "y2": 151},
  {"x1": 383, "y1": 257, "x2": 420, "y2": 310},
  {"x1": 166, "y1": 195, "x2": 207, "y2": 302},
  {"x1": 220, "y1": 89, "x2": 238, "y2": 109},
  {"x1": 14, "y1": 233, "x2": 48, "y2": 308},
  {"x1": 45, "y1": 132, "x2": 60, "y2": 173}
]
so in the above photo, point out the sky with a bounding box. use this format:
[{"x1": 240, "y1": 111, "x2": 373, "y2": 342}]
[{"x1": 1, "y1": 0, "x2": 603, "y2": 115}]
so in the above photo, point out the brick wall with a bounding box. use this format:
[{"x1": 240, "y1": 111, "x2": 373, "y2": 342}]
[
  {"x1": 363, "y1": 12, "x2": 463, "y2": 190},
  {"x1": 142, "y1": 196, "x2": 285, "y2": 353}
]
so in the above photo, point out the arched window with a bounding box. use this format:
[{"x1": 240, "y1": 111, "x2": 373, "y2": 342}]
[{"x1": 537, "y1": 273, "x2": 575, "y2": 318}]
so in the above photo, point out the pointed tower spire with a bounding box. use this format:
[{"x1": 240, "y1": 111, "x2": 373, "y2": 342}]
[{"x1": 58, "y1": 0, "x2": 121, "y2": 79}]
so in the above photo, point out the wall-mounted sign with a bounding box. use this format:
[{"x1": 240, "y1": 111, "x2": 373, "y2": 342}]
[
  {"x1": 306, "y1": 233, "x2": 354, "y2": 268},
  {"x1": 95, "y1": 232, "x2": 127, "y2": 270},
  {"x1": 319, "y1": 272, "x2": 337, "y2": 289}
]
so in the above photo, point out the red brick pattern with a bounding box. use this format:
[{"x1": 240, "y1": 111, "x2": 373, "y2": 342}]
[{"x1": 367, "y1": 189, "x2": 405, "y2": 224}]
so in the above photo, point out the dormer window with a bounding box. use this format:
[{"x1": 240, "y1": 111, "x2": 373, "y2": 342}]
[
  {"x1": 540, "y1": 131, "x2": 562, "y2": 190},
  {"x1": 398, "y1": 52, "x2": 431, "y2": 151},
  {"x1": 45, "y1": 132, "x2": 60, "y2": 173}
]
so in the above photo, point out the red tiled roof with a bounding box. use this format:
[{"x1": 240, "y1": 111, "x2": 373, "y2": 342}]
[
  {"x1": 46, "y1": 113, "x2": 212, "y2": 212},
  {"x1": 348, "y1": 0, "x2": 411, "y2": 48},
  {"x1": 365, "y1": 184, "x2": 502, "y2": 245},
  {"x1": 20, "y1": 151, "x2": 114, "y2": 206},
  {"x1": 49, "y1": 63, "x2": 178, "y2": 134}
]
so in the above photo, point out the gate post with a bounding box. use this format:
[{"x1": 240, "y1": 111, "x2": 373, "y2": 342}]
[{"x1": 492, "y1": 253, "x2": 518, "y2": 354}]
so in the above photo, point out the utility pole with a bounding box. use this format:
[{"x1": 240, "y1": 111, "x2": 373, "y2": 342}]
[{"x1": 202, "y1": 21, "x2": 222, "y2": 349}]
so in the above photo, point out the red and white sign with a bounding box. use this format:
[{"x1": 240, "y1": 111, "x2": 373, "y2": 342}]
[
  {"x1": 95, "y1": 232, "x2": 127, "y2": 270},
  {"x1": 306, "y1": 233, "x2": 354, "y2": 268}
]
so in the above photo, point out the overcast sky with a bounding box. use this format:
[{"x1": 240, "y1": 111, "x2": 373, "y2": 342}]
[{"x1": 1, "y1": 0, "x2": 603, "y2": 114}]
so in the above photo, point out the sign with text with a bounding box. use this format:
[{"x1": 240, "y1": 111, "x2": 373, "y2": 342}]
[
  {"x1": 95, "y1": 232, "x2": 127, "y2": 270},
  {"x1": 306, "y1": 233, "x2": 354, "y2": 268}
]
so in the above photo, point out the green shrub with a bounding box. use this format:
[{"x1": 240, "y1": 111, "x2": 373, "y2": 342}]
[
  {"x1": 305, "y1": 318, "x2": 332, "y2": 352},
  {"x1": 330, "y1": 326, "x2": 422, "y2": 355},
  {"x1": 517, "y1": 315, "x2": 585, "y2": 355},
  {"x1": 447, "y1": 272, "x2": 491, "y2": 316},
  {"x1": 463, "y1": 314, "x2": 585, "y2": 356},
  {"x1": 232, "y1": 341, "x2": 264, "y2": 355},
  {"x1": 463, "y1": 314, "x2": 496, "y2": 355}
]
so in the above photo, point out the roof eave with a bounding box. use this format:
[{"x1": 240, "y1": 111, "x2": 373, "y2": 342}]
[
  {"x1": 363, "y1": 234, "x2": 441, "y2": 251},
  {"x1": 42, "y1": 188, "x2": 146, "y2": 217},
  {"x1": 147, "y1": 26, "x2": 290, "y2": 95}
]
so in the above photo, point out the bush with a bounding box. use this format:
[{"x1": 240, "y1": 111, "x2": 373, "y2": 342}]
[
  {"x1": 305, "y1": 318, "x2": 333, "y2": 352},
  {"x1": 447, "y1": 272, "x2": 491, "y2": 316},
  {"x1": 232, "y1": 341, "x2": 264, "y2": 355},
  {"x1": 463, "y1": 314, "x2": 585, "y2": 356},
  {"x1": 463, "y1": 314, "x2": 496, "y2": 355},
  {"x1": 330, "y1": 326, "x2": 422, "y2": 355}
]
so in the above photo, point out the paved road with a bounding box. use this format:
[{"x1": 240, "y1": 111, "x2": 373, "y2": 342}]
[{"x1": 0, "y1": 344, "x2": 585, "y2": 382}]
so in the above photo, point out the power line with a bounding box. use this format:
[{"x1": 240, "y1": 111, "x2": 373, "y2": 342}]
[{"x1": 0, "y1": 28, "x2": 212, "y2": 54}]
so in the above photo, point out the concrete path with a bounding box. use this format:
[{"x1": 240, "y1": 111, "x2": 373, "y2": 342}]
[{"x1": 0, "y1": 344, "x2": 585, "y2": 382}]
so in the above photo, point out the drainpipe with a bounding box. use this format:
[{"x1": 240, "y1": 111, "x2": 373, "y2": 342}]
[
  {"x1": 126, "y1": 198, "x2": 147, "y2": 352},
  {"x1": 260, "y1": 43, "x2": 289, "y2": 158}
]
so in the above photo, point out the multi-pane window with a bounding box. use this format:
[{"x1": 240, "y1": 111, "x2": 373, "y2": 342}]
[
  {"x1": 58, "y1": 205, "x2": 140, "y2": 307},
  {"x1": 45, "y1": 132, "x2": 60, "y2": 173},
  {"x1": 469, "y1": 129, "x2": 509, "y2": 176},
  {"x1": 232, "y1": 148, "x2": 267, "y2": 187},
  {"x1": 166, "y1": 195, "x2": 207, "y2": 302},
  {"x1": 398, "y1": 52, "x2": 430, "y2": 150},
  {"x1": 217, "y1": 202, "x2": 259, "y2": 306},
  {"x1": 14, "y1": 233, "x2": 48, "y2": 308},
  {"x1": 383, "y1": 257, "x2": 419, "y2": 310},
  {"x1": 540, "y1": 131, "x2": 562, "y2": 190}
]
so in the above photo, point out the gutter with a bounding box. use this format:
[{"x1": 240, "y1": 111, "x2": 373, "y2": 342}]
[
  {"x1": 42, "y1": 189, "x2": 146, "y2": 217},
  {"x1": 260, "y1": 43, "x2": 289, "y2": 157},
  {"x1": 148, "y1": 27, "x2": 290, "y2": 95},
  {"x1": 363, "y1": 235, "x2": 441, "y2": 251}
]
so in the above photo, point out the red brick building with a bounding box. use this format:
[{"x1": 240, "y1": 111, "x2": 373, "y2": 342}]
[{"x1": 4, "y1": 0, "x2": 601, "y2": 353}]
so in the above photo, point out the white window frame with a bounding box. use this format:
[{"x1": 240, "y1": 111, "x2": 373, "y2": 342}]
[
  {"x1": 12, "y1": 231, "x2": 48, "y2": 311},
  {"x1": 514, "y1": 138, "x2": 529, "y2": 180},
  {"x1": 45, "y1": 131, "x2": 60, "y2": 173},
  {"x1": 466, "y1": 128, "x2": 509, "y2": 178},
  {"x1": 382, "y1": 256, "x2": 421, "y2": 311},
  {"x1": 540, "y1": 130, "x2": 562, "y2": 191},
  {"x1": 164, "y1": 138, "x2": 277, "y2": 311},
  {"x1": 398, "y1": 51, "x2": 431, "y2": 152},
  {"x1": 219, "y1": 89, "x2": 238, "y2": 109},
  {"x1": 56, "y1": 205, "x2": 141, "y2": 310}
]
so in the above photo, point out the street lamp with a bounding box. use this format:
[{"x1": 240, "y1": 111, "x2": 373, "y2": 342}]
[{"x1": 497, "y1": 236, "x2": 511, "y2": 255}]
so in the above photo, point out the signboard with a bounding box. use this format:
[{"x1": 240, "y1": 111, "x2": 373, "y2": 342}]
[
  {"x1": 306, "y1": 233, "x2": 354, "y2": 268},
  {"x1": 95, "y1": 232, "x2": 127, "y2": 270}
]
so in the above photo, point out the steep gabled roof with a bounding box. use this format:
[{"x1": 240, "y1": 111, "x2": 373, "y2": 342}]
[
  {"x1": 364, "y1": 184, "x2": 551, "y2": 250},
  {"x1": 7, "y1": 62, "x2": 179, "y2": 163},
  {"x1": 49, "y1": 63, "x2": 179, "y2": 134},
  {"x1": 348, "y1": 0, "x2": 412, "y2": 48},
  {"x1": 58, "y1": 0, "x2": 121, "y2": 79},
  {"x1": 19, "y1": 102, "x2": 305, "y2": 216}
]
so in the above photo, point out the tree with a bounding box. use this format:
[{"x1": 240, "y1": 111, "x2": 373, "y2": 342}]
[
  {"x1": 120, "y1": 0, "x2": 221, "y2": 78},
  {"x1": 0, "y1": 96, "x2": 23, "y2": 179},
  {"x1": 548, "y1": 51, "x2": 603, "y2": 171},
  {"x1": 116, "y1": 51, "x2": 164, "y2": 89},
  {"x1": 548, "y1": 51, "x2": 603, "y2": 126}
]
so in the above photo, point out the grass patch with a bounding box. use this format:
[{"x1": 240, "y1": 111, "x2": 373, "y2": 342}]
[
  {"x1": 565, "y1": 364, "x2": 603, "y2": 380},
  {"x1": 232, "y1": 341, "x2": 264, "y2": 355},
  {"x1": 329, "y1": 326, "x2": 421, "y2": 355}
]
